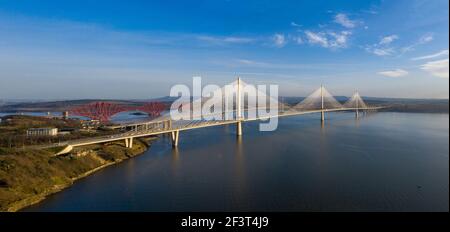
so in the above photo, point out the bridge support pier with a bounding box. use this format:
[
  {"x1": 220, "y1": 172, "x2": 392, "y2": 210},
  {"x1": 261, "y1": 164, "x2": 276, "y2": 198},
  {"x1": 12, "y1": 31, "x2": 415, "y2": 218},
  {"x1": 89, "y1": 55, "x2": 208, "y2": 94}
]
[
  {"x1": 129, "y1": 137, "x2": 133, "y2": 148},
  {"x1": 236, "y1": 121, "x2": 242, "y2": 136},
  {"x1": 321, "y1": 111, "x2": 325, "y2": 121},
  {"x1": 124, "y1": 137, "x2": 133, "y2": 148},
  {"x1": 355, "y1": 109, "x2": 359, "y2": 118},
  {"x1": 126, "y1": 137, "x2": 134, "y2": 148},
  {"x1": 171, "y1": 130, "x2": 180, "y2": 147}
]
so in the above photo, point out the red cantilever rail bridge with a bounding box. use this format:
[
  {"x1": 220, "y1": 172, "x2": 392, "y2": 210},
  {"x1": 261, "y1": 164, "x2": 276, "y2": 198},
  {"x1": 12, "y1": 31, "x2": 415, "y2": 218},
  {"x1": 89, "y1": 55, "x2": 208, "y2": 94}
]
[{"x1": 69, "y1": 101, "x2": 166, "y2": 122}]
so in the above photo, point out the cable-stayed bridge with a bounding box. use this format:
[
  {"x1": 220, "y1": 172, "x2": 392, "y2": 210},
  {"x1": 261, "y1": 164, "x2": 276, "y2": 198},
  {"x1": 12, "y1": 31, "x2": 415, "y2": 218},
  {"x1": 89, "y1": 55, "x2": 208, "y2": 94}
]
[{"x1": 55, "y1": 78, "x2": 384, "y2": 154}]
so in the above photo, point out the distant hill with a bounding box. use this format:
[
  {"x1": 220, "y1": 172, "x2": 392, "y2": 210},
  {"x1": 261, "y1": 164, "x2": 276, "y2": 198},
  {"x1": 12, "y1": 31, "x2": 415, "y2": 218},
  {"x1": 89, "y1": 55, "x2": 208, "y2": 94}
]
[
  {"x1": 0, "y1": 99, "x2": 150, "y2": 112},
  {"x1": 0, "y1": 97, "x2": 448, "y2": 114}
]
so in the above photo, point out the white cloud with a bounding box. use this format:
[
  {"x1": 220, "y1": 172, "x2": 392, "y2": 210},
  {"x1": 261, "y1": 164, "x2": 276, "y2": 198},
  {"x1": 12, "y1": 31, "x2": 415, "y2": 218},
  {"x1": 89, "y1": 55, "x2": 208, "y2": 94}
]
[
  {"x1": 272, "y1": 33, "x2": 287, "y2": 47},
  {"x1": 419, "y1": 35, "x2": 434, "y2": 44},
  {"x1": 401, "y1": 34, "x2": 434, "y2": 53},
  {"x1": 334, "y1": 13, "x2": 356, "y2": 28},
  {"x1": 366, "y1": 33, "x2": 435, "y2": 57},
  {"x1": 305, "y1": 30, "x2": 351, "y2": 49},
  {"x1": 366, "y1": 48, "x2": 394, "y2": 56},
  {"x1": 420, "y1": 59, "x2": 449, "y2": 78},
  {"x1": 362, "y1": 9, "x2": 378, "y2": 15},
  {"x1": 379, "y1": 35, "x2": 399, "y2": 45},
  {"x1": 197, "y1": 36, "x2": 254, "y2": 45},
  {"x1": 223, "y1": 37, "x2": 254, "y2": 43},
  {"x1": 329, "y1": 31, "x2": 351, "y2": 47},
  {"x1": 235, "y1": 59, "x2": 266, "y2": 66},
  {"x1": 378, "y1": 69, "x2": 409, "y2": 77},
  {"x1": 294, "y1": 36, "x2": 304, "y2": 44},
  {"x1": 366, "y1": 35, "x2": 398, "y2": 56},
  {"x1": 305, "y1": 31, "x2": 329, "y2": 47},
  {"x1": 290, "y1": 13, "x2": 357, "y2": 50},
  {"x1": 412, "y1": 49, "x2": 449, "y2": 61},
  {"x1": 290, "y1": 22, "x2": 301, "y2": 27}
]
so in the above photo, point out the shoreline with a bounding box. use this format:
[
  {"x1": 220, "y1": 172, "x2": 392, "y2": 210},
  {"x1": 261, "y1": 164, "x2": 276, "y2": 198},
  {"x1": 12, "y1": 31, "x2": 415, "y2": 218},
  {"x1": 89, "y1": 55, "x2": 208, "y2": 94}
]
[{"x1": 2, "y1": 137, "x2": 156, "y2": 212}]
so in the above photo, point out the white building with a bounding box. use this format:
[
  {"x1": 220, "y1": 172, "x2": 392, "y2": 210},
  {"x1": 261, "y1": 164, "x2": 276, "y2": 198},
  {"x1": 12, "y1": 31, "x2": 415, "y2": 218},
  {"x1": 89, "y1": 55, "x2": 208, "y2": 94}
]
[{"x1": 26, "y1": 128, "x2": 58, "y2": 136}]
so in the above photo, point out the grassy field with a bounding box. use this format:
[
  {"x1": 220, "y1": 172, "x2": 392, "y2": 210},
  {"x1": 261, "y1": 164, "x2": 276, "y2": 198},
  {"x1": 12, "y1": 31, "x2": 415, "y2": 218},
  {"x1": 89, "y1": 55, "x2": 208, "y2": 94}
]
[{"x1": 0, "y1": 138, "x2": 152, "y2": 211}]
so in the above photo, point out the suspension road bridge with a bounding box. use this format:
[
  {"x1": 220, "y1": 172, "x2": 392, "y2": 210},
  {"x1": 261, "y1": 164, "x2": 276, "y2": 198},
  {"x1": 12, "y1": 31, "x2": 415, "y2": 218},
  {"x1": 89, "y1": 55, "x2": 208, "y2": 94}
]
[{"x1": 53, "y1": 78, "x2": 385, "y2": 154}]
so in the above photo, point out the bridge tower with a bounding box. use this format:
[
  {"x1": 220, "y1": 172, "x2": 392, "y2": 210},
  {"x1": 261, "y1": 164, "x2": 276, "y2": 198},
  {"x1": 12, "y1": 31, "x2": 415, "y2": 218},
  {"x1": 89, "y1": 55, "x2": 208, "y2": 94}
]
[
  {"x1": 222, "y1": 88, "x2": 225, "y2": 120},
  {"x1": 236, "y1": 77, "x2": 243, "y2": 136},
  {"x1": 320, "y1": 85, "x2": 325, "y2": 121},
  {"x1": 355, "y1": 91, "x2": 359, "y2": 119}
]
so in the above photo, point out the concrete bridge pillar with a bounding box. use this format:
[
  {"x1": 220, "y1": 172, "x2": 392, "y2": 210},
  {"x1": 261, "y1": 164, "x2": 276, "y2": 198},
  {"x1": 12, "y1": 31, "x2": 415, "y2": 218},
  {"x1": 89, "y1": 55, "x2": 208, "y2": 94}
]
[
  {"x1": 355, "y1": 109, "x2": 359, "y2": 118},
  {"x1": 171, "y1": 130, "x2": 180, "y2": 147},
  {"x1": 236, "y1": 121, "x2": 242, "y2": 136},
  {"x1": 129, "y1": 137, "x2": 133, "y2": 148},
  {"x1": 321, "y1": 111, "x2": 325, "y2": 121},
  {"x1": 124, "y1": 137, "x2": 134, "y2": 148}
]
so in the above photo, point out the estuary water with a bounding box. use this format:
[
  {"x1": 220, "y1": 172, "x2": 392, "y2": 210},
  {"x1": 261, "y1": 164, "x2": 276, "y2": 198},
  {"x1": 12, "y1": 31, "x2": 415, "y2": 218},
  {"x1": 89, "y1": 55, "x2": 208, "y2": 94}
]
[{"x1": 25, "y1": 112, "x2": 449, "y2": 211}]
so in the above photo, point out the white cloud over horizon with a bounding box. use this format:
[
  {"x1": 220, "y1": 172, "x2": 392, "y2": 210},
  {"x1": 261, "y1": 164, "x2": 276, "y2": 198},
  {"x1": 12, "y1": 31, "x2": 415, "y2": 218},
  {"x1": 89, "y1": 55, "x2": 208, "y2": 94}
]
[
  {"x1": 420, "y1": 59, "x2": 449, "y2": 78},
  {"x1": 378, "y1": 69, "x2": 409, "y2": 77}
]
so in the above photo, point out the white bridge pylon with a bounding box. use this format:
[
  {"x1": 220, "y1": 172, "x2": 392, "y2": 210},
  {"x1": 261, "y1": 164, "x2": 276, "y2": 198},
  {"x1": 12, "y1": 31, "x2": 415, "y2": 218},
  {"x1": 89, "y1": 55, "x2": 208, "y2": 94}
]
[
  {"x1": 167, "y1": 77, "x2": 284, "y2": 122},
  {"x1": 293, "y1": 85, "x2": 343, "y2": 111},
  {"x1": 343, "y1": 91, "x2": 367, "y2": 109}
]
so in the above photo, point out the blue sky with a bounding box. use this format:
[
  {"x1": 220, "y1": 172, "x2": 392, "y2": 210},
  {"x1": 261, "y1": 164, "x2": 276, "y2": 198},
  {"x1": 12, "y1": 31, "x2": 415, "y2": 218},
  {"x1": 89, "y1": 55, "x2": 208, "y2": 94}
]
[{"x1": 0, "y1": 0, "x2": 448, "y2": 99}]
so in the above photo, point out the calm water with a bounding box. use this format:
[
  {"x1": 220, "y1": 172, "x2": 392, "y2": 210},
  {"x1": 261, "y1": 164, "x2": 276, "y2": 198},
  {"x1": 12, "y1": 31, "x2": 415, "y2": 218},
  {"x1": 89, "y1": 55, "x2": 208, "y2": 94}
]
[
  {"x1": 0, "y1": 111, "x2": 150, "y2": 123},
  {"x1": 25, "y1": 112, "x2": 449, "y2": 212}
]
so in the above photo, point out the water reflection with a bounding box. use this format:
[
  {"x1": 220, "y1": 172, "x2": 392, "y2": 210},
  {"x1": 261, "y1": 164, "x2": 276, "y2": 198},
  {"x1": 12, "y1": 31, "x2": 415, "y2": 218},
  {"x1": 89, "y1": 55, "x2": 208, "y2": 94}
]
[
  {"x1": 318, "y1": 115, "x2": 329, "y2": 179},
  {"x1": 354, "y1": 113, "x2": 361, "y2": 127},
  {"x1": 171, "y1": 145, "x2": 180, "y2": 176},
  {"x1": 24, "y1": 112, "x2": 449, "y2": 212}
]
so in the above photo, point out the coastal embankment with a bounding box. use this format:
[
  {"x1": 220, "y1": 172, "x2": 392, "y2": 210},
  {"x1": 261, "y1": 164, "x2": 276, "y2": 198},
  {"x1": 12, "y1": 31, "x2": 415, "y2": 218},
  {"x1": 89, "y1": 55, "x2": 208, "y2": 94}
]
[{"x1": 0, "y1": 137, "x2": 156, "y2": 211}]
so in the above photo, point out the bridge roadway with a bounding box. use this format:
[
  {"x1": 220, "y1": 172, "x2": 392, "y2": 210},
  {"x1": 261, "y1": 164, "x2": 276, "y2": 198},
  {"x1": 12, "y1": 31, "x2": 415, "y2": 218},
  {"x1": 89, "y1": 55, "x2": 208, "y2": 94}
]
[{"x1": 52, "y1": 107, "x2": 383, "y2": 154}]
